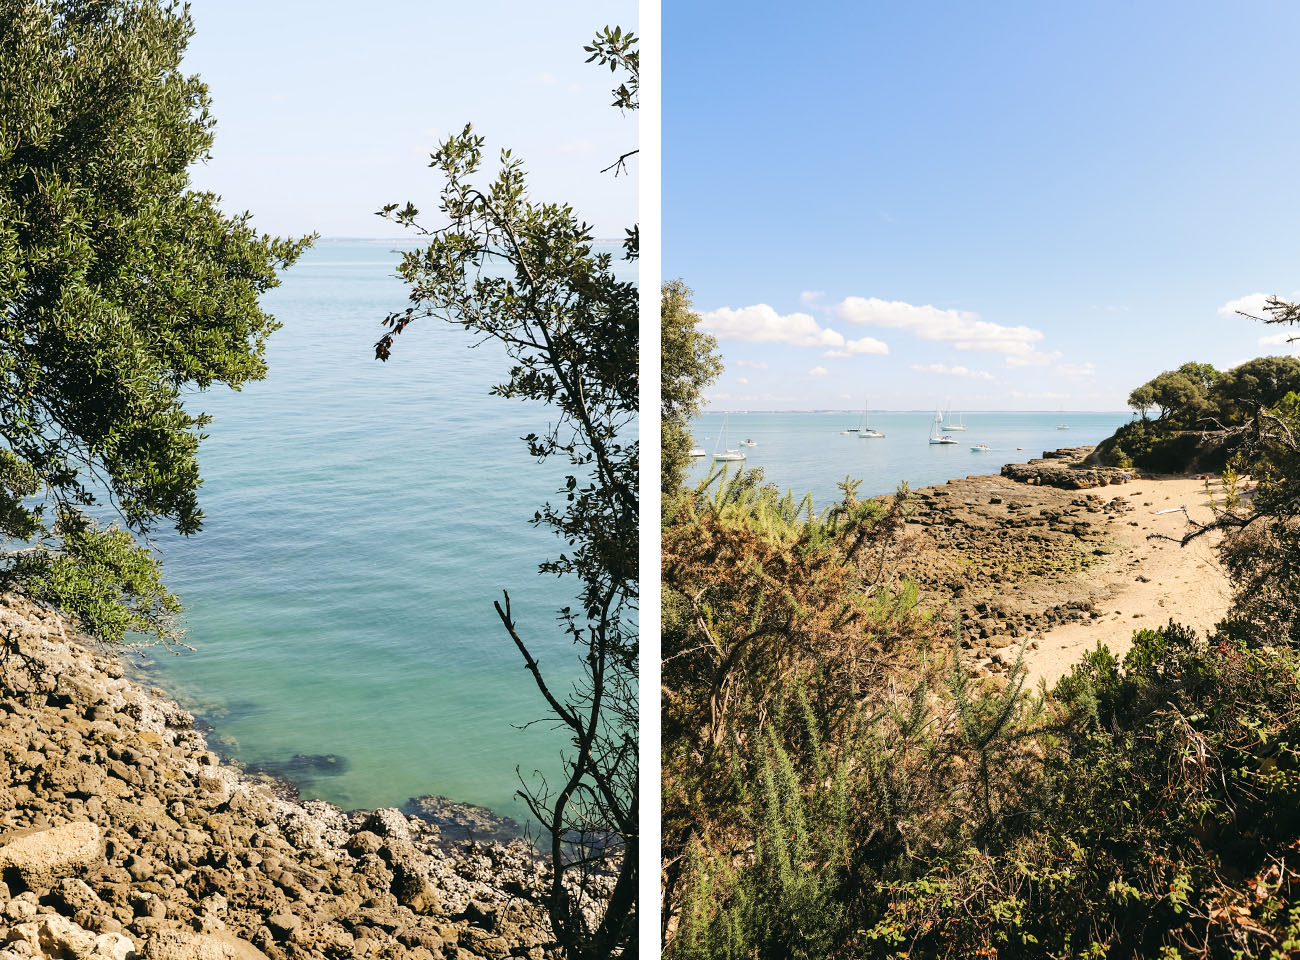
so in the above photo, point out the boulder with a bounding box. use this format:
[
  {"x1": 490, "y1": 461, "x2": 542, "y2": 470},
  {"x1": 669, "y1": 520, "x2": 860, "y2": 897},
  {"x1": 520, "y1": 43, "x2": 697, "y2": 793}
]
[
  {"x1": 0, "y1": 822, "x2": 104, "y2": 890},
  {"x1": 144, "y1": 929, "x2": 270, "y2": 960}
]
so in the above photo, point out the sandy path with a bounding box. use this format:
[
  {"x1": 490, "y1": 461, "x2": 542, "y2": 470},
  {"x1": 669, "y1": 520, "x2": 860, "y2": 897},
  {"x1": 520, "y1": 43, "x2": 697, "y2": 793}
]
[{"x1": 1024, "y1": 475, "x2": 1233, "y2": 688}]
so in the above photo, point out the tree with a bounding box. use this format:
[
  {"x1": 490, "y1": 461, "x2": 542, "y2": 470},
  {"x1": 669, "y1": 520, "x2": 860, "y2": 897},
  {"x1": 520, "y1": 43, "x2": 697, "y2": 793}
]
[
  {"x1": 0, "y1": 0, "x2": 308, "y2": 645},
  {"x1": 375, "y1": 31, "x2": 638, "y2": 959},
  {"x1": 1147, "y1": 370, "x2": 1206, "y2": 423},
  {"x1": 1176, "y1": 360, "x2": 1220, "y2": 394},
  {"x1": 1127, "y1": 382, "x2": 1156, "y2": 419},
  {"x1": 1211, "y1": 354, "x2": 1300, "y2": 424},
  {"x1": 661, "y1": 281, "x2": 722, "y2": 501}
]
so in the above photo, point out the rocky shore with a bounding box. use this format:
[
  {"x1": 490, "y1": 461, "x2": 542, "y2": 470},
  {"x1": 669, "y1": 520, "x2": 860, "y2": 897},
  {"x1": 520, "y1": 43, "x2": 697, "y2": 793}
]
[
  {"x1": 0, "y1": 596, "x2": 559, "y2": 960},
  {"x1": 893, "y1": 446, "x2": 1231, "y2": 680}
]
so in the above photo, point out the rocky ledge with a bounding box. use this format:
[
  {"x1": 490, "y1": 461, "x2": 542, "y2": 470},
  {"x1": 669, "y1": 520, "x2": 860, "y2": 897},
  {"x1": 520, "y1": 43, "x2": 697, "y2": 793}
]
[
  {"x1": 893, "y1": 448, "x2": 1141, "y2": 676},
  {"x1": 999, "y1": 446, "x2": 1134, "y2": 489},
  {"x1": 0, "y1": 595, "x2": 558, "y2": 960}
]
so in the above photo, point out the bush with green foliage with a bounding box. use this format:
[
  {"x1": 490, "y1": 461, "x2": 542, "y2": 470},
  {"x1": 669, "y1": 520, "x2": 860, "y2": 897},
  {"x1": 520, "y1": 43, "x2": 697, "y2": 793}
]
[
  {"x1": 0, "y1": 0, "x2": 308, "y2": 644},
  {"x1": 1099, "y1": 419, "x2": 1209, "y2": 473}
]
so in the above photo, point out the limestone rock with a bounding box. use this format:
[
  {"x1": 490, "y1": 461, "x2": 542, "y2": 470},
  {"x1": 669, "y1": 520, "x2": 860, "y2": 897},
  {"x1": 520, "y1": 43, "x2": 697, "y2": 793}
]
[
  {"x1": 144, "y1": 929, "x2": 270, "y2": 960},
  {"x1": 0, "y1": 822, "x2": 105, "y2": 890}
]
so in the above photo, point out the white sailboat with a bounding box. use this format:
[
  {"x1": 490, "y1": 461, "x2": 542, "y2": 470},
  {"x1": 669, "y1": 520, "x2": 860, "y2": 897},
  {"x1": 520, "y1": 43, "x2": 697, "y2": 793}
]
[
  {"x1": 941, "y1": 397, "x2": 966, "y2": 431},
  {"x1": 712, "y1": 415, "x2": 745, "y2": 462},
  {"x1": 929, "y1": 409, "x2": 958, "y2": 445},
  {"x1": 857, "y1": 398, "x2": 885, "y2": 438},
  {"x1": 1056, "y1": 406, "x2": 1070, "y2": 430}
]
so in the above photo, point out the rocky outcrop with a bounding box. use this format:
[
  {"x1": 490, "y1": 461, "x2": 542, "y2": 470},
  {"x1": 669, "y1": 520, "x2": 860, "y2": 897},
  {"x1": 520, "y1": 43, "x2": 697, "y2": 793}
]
[
  {"x1": 893, "y1": 466, "x2": 1138, "y2": 676},
  {"x1": 999, "y1": 446, "x2": 1134, "y2": 489},
  {"x1": 0, "y1": 595, "x2": 557, "y2": 959}
]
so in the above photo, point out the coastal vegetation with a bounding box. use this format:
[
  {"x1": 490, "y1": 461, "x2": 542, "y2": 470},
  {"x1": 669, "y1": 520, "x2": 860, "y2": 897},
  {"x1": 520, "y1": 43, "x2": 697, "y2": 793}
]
[
  {"x1": 661, "y1": 287, "x2": 1300, "y2": 958},
  {"x1": 0, "y1": 0, "x2": 308, "y2": 647},
  {"x1": 376, "y1": 27, "x2": 640, "y2": 959},
  {"x1": 1100, "y1": 355, "x2": 1300, "y2": 472}
]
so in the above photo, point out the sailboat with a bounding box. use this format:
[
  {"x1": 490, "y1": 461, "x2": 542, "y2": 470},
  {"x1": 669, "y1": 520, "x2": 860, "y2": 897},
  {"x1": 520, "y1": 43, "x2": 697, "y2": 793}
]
[
  {"x1": 929, "y1": 409, "x2": 958, "y2": 445},
  {"x1": 941, "y1": 397, "x2": 966, "y2": 431},
  {"x1": 712, "y1": 415, "x2": 745, "y2": 462},
  {"x1": 1056, "y1": 406, "x2": 1070, "y2": 430},
  {"x1": 857, "y1": 398, "x2": 885, "y2": 438}
]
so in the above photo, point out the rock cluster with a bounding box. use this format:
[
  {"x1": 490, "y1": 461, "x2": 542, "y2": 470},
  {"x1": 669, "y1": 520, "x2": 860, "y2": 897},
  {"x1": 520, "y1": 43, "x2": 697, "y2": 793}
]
[
  {"x1": 0, "y1": 596, "x2": 557, "y2": 959},
  {"x1": 999, "y1": 446, "x2": 1134, "y2": 489},
  {"x1": 894, "y1": 463, "x2": 1137, "y2": 675}
]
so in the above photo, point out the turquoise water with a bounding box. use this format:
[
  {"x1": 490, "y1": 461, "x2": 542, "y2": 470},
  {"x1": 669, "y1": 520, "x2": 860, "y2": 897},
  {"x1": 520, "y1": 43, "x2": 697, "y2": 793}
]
[
  {"x1": 142, "y1": 238, "x2": 630, "y2": 822},
  {"x1": 687, "y1": 410, "x2": 1135, "y2": 508}
]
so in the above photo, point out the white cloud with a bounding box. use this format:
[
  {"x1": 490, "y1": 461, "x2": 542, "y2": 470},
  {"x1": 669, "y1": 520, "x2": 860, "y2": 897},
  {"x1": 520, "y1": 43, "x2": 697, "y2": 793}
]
[
  {"x1": 822, "y1": 336, "x2": 889, "y2": 359},
  {"x1": 735, "y1": 359, "x2": 768, "y2": 370},
  {"x1": 1005, "y1": 350, "x2": 1063, "y2": 368},
  {"x1": 1219, "y1": 293, "x2": 1275, "y2": 320},
  {"x1": 845, "y1": 336, "x2": 889, "y2": 355},
  {"x1": 538, "y1": 72, "x2": 558, "y2": 85},
  {"x1": 835, "y1": 296, "x2": 1046, "y2": 359},
  {"x1": 800, "y1": 290, "x2": 825, "y2": 304},
  {"x1": 699, "y1": 304, "x2": 846, "y2": 348},
  {"x1": 736, "y1": 377, "x2": 749, "y2": 385},
  {"x1": 1011, "y1": 390, "x2": 1069, "y2": 400},
  {"x1": 1260, "y1": 331, "x2": 1298, "y2": 348},
  {"x1": 808, "y1": 366, "x2": 830, "y2": 377},
  {"x1": 1054, "y1": 361, "x2": 1097, "y2": 382},
  {"x1": 910, "y1": 363, "x2": 996, "y2": 381}
]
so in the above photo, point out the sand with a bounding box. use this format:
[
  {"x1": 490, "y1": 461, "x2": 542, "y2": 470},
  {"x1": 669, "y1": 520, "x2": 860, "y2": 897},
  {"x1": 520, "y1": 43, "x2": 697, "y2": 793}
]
[
  {"x1": 893, "y1": 457, "x2": 1237, "y2": 690},
  {"x1": 1024, "y1": 474, "x2": 1233, "y2": 688}
]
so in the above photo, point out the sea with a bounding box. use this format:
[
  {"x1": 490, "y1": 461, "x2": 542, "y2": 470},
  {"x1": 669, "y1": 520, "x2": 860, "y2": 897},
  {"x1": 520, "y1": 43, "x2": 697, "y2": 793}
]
[
  {"x1": 140, "y1": 237, "x2": 631, "y2": 826},
  {"x1": 686, "y1": 410, "x2": 1136, "y2": 509}
]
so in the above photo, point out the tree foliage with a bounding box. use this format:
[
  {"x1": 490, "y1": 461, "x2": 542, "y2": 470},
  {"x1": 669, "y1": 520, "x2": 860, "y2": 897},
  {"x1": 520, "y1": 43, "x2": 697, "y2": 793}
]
[
  {"x1": 376, "y1": 31, "x2": 638, "y2": 960},
  {"x1": 0, "y1": 0, "x2": 308, "y2": 644},
  {"x1": 661, "y1": 281, "x2": 722, "y2": 502}
]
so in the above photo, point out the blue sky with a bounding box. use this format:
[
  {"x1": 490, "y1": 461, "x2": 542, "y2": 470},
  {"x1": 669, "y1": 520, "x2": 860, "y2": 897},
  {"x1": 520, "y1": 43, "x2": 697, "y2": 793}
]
[
  {"x1": 183, "y1": 0, "x2": 636, "y2": 239},
  {"x1": 665, "y1": 1, "x2": 1300, "y2": 411}
]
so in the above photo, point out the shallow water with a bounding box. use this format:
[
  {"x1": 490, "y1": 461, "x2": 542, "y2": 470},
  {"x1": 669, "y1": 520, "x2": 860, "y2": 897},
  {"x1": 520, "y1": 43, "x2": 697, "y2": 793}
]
[
  {"x1": 143, "y1": 238, "x2": 631, "y2": 823},
  {"x1": 687, "y1": 410, "x2": 1135, "y2": 509}
]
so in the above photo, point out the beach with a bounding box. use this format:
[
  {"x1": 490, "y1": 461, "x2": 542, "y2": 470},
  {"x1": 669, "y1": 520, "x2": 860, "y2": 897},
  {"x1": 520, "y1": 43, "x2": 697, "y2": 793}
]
[{"x1": 893, "y1": 448, "x2": 1233, "y2": 687}]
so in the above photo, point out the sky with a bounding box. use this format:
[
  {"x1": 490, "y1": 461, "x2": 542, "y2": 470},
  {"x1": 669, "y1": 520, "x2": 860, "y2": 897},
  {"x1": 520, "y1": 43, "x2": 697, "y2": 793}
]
[
  {"x1": 665, "y1": 1, "x2": 1300, "y2": 412},
  {"x1": 183, "y1": 0, "x2": 637, "y2": 239}
]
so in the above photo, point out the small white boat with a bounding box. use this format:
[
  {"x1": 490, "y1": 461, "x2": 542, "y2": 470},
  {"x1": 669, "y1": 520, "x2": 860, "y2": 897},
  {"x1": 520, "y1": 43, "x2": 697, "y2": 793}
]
[
  {"x1": 854, "y1": 398, "x2": 886, "y2": 438},
  {"x1": 944, "y1": 406, "x2": 968, "y2": 431},
  {"x1": 739, "y1": 439, "x2": 757, "y2": 447},
  {"x1": 712, "y1": 415, "x2": 745, "y2": 462},
  {"x1": 971, "y1": 443, "x2": 990, "y2": 452},
  {"x1": 688, "y1": 447, "x2": 706, "y2": 458},
  {"x1": 1056, "y1": 424, "x2": 1070, "y2": 430},
  {"x1": 928, "y1": 409, "x2": 959, "y2": 445}
]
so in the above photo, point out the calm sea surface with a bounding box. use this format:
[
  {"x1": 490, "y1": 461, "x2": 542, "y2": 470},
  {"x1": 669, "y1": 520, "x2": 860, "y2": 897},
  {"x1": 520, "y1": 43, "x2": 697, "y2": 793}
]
[
  {"x1": 142, "y1": 238, "x2": 630, "y2": 822},
  {"x1": 687, "y1": 410, "x2": 1135, "y2": 508}
]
